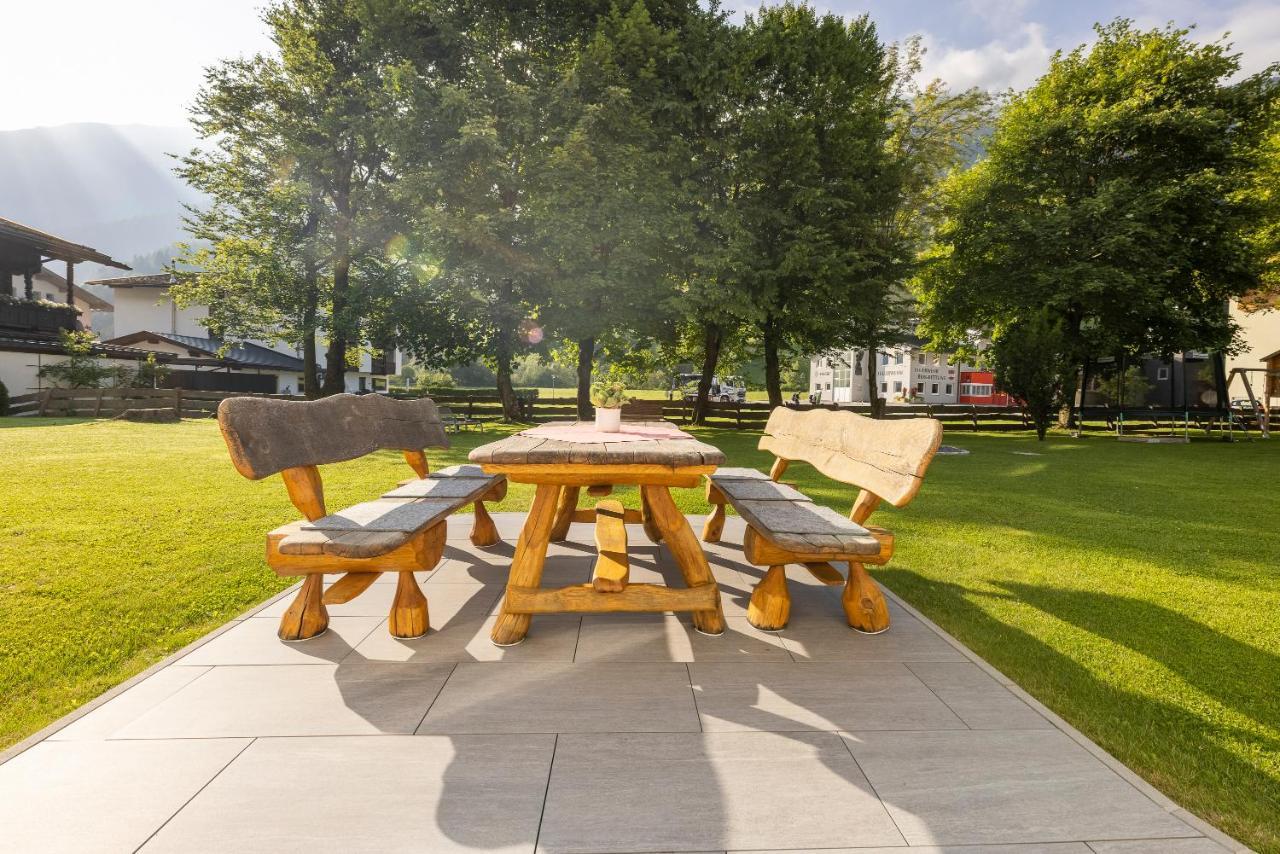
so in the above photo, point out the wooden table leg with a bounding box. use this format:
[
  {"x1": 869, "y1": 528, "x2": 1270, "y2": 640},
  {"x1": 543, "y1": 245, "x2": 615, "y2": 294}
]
[
  {"x1": 492, "y1": 483, "x2": 560, "y2": 646},
  {"x1": 640, "y1": 484, "x2": 725, "y2": 636},
  {"x1": 640, "y1": 488, "x2": 664, "y2": 544},
  {"x1": 549, "y1": 485, "x2": 579, "y2": 542}
]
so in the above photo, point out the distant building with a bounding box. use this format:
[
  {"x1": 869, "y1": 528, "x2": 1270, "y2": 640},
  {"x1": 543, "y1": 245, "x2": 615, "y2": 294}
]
[
  {"x1": 957, "y1": 369, "x2": 1010, "y2": 406},
  {"x1": 808, "y1": 340, "x2": 971, "y2": 405},
  {"x1": 92, "y1": 274, "x2": 397, "y2": 395}
]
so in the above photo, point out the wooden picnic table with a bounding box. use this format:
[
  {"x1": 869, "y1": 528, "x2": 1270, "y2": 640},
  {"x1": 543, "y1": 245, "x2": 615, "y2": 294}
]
[{"x1": 469, "y1": 421, "x2": 728, "y2": 646}]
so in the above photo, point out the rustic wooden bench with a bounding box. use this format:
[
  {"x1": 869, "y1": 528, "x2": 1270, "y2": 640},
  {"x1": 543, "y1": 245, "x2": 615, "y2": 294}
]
[
  {"x1": 217, "y1": 394, "x2": 506, "y2": 642},
  {"x1": 703, "y1": 407, "x2": 942, "y2": 633}
]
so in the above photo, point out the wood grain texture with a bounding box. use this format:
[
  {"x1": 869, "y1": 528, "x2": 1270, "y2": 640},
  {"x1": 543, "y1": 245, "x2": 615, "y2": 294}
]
[
  {"x1": 743, "y1": 525, "x2": 894, "y2": 566},
  {"x1": 550, "y1": 486, "x2": 580, "y2": 542},
  {"x1": 709, "y1": 476, "x2": 812, "y2": 503},
  {"x1": 218, "y1": 393, "x2": 448, "y2": 480},
  {"x1": 268, "y1": 521, "x2": 446, "y2": 573},
  {"x1": 732, "y1": 499, "x2": 881, "y2": 555},
  {"x1": 470, "y1": 500, "x2": 500, "y2": 547},
  {"x1": 278, "y1": 574, "x2": 328, "y2": 641},
  {"x1": 403, "y1": 450, "x2": 430, "y2": 478},
  {"x1": 843, "y1": 561, "x2": 891, "y2": 633},
  {"x1": 382, "y1": 475, "x2": 501, "y2": 501},
  {"x1": 300, "y1": 498, "x2": 455, "y2": 535},
  {"x1": 281, "y1": 465, "x2": 325, "y2": 521},
  {"x1": 388, "y1": 571, "x2": 429, "y2": 638},
  {"x1": 803, "y1": 562, "x2": 846, "y2": 585},
  {"x1": 491, "y1": 483, "x2": 560, "y2": 646},
  {"x1": 469, "y1": 423, "x2": 725, "y2": 468},
  {"x1": 640, "y1": 484, "x2": 725, "y2": 635},
  {"x1": 475, "y1": 463, "x2": 712, "y2": 488},
  {"x1": 592, "y1": 500, "x2": 629, "y2": 592},
  {"x1": 503, "y1": 582, "x2": 719, "y2": 614},
  {"x1": 758, "y1": 407, "x2": 942, "y2": 506},
  {"x1": 747, "y1": 566, "x2": 791, "y2": 630},
  {"x1": 322, "y1": 572, "x2": 381, "y2": 604}
]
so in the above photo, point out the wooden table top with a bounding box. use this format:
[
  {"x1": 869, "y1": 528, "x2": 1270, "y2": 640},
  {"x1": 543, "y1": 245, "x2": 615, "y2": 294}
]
[{"x1": 469, "y1": 422, "x2": 725, "y2": 469}]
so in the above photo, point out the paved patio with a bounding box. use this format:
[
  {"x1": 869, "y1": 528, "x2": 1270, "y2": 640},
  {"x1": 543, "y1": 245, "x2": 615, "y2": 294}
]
[{"x1": 0, "y1": 513, "x2": 1245, "y2": 853}]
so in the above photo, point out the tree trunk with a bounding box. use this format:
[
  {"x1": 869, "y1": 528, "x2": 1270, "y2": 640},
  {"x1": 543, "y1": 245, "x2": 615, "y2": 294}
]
[
  {"x1": 301, "y1": 267, "x2": 320, "y2": 398},
  {"x1": 576, "y1": 336, "x2": 595, "y2": 420},
  {"x1": 865, "y1": 342, "x2": 884, "y2": 418},
  {"x1": 321, "y1": 248, "x2": 351, "y2": 397},
  {"x1": 693, "y1": 323, "x2": 722, "y2": 425},
  {"x1": 495, "y1": 348, "x2": 520, "y2": 421},
  {"x1": 763, "y1": 318, "x2": 782, "y2": 408}
]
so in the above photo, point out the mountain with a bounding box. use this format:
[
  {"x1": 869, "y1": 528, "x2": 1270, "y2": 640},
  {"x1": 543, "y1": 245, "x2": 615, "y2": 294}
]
[{"x1": 0, "y1": 123, "x2": 204, "y2": 268}]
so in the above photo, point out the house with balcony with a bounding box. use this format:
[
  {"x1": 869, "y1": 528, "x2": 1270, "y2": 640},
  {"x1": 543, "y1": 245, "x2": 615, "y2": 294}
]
[
  {"x1": 0, "y1": 217, "x2": 156, "y2": 395},
  {"x1": 808, "y1": 339, "x2": 963, "y2": 405},
  {"x1": 91, "y1": 273, "x2": 397, "y2": 395}
]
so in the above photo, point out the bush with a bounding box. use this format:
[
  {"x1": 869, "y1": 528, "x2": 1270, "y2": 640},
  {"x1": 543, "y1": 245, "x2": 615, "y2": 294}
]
[{"x1": 989, "y1": 309, "x2": 1076, "y2": 440}]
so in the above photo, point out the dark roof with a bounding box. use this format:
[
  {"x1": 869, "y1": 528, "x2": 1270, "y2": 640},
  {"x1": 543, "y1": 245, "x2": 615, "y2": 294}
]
[
  {"x1": 85, "y1": 273, "x2": 176, "y2": 288},
  {"x1": 1261, "y1": 349, "x2": 1280, "y2": 363},
  {"x1": 0, "y1": 217, "x2": 130, "y2": 269},
  {"x1": 0, "y1": 333, "x2": 175, "y2": 360},
  {"x1": 106, "y1": 331, "x2": 308, "y2": 372}
]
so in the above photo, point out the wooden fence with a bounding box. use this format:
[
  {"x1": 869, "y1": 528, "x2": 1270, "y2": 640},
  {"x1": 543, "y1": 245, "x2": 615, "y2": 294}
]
[
  {"x1": 11, "y1": 387, "x2": 307, "y2": 419},
  {"x1": 8, "y1": 387, "x2": 1034, "y2": 431}
]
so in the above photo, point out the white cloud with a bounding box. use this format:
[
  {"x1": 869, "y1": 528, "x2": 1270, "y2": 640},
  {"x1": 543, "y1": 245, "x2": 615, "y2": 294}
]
[
  {"x1": 917, "y1": 23, "x2": 1055, "y2": 92},
  {"x1": 1215, "y1": 1, "x2": 1280, "y2": 76}
]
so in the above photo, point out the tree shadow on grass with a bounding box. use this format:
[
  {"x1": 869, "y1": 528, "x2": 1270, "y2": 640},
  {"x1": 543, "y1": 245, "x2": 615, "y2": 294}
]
[
  {"x1": 991, "y1": 580, "x2": 1280, "y2": 740},
  {"x1": 880, "y1": 566, "x2": 1280, "y2": 851}
]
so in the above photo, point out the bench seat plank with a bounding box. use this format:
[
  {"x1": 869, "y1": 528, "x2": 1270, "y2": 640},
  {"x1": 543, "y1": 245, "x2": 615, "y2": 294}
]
[
  {"x1": 710, "y1": 476, "x2": 812, "y2": 503},
  {"x1": 429, "y1": 464, "x2": 491, "y2": 479},
  {"x1": 271, "y1": 521, "x2": 417, "y2": 559},
  {"x1": 730, "y1": 498, "x2": 881, "y2": 556},
  {"x1": 383, "y1": 475, "x2": 499, "y2": 500},
  {"x1": 712, "y1": 467, "x2": 770, "y2": 480},
  {"x1": 300, "y1": 498, "x2": 455, "y2": 534}
]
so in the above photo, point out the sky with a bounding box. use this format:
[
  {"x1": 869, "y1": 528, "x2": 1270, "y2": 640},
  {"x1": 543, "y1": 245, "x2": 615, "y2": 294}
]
[{"x1": 1, "y1": 0, "x2": 1277, "y2": 131}]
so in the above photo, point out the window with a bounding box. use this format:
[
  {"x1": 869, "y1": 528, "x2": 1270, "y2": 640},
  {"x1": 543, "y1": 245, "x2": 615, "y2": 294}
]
[
  {"x1": 833, "y1": 361, "x2": 852, "y2": 389},
  {"x1": 931, "y1": 383, "x2": 938, "y2": 394},
  {"x1": 961, "y1": 383, "x2": 993, "y2": 397},
  {"x1": 358, "y1": 376, "x2": 367, "y2": 392},
  {"x1": 880, "y1": 382, "x2": 887, "y2": 393},
  {"x1": 916, "y1": 382, "x2": 924, "y2": 393},
  {"x1": 945, "y1": 383, "x2": 952, "y2": 394},
  {"x1": 893, "y1": 381, "x2": 902, "y2": 393},
  {"x1": 880, "y1": 353, "x2": 889, "y2": 366},
  {"x1": 1156, "y1": 366, "x2": 1169, "y2": 381},
  {"x1": 894, "y1": 352, "x2": 904, "y2": 365}
]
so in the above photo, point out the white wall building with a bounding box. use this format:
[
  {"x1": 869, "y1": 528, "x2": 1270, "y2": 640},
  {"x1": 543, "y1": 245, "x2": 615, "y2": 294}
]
[
  {"x1": 93, "y1": 274, "x2": 396, "y2": 395},
  {"x1": 809, "y1": 342, "x2": 962, "y2": 405}
]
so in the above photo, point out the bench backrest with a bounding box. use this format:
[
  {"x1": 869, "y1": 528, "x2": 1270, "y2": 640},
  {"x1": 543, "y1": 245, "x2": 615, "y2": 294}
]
[
  {"x1": 759, "y1": 407, "x2": 942, "y2": 507},
  {"x1": 218, "y1": 393, "x2": 449, "y2": 480}
]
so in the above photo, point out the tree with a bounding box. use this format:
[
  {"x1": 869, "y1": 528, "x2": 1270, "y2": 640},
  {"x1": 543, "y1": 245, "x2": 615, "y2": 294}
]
[
  {"x1": 731, "y1": 4, "x2": 900, "y2": 406},
  {"x1": 533, "y1": 1, "x2": 704, "y2": 418},
  {"x1": 918, "y1": 21, "x2": 1278, "y2": 398},
  {"x1": 988, "y1": 310, "x2": 1075, "y2": 440},
  {"x1": 183, "y1": 0, "x2": 403, "y2": 396}
]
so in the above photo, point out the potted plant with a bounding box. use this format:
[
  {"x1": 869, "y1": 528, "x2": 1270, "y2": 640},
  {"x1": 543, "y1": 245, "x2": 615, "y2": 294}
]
[{"x1": 590, "y1": 380, "x2": 627, "y2": 432}]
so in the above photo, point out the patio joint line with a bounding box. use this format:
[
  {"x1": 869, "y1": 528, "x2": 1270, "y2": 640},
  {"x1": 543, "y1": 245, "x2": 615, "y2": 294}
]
[
  {"x1": 412, "y1": 662, "x2": 458, "y2": 734},
  {"x1": 129, "y1": 736, "x2": 257, "y2": 854},
  {"x1": 835, "y1": 729, "x2": 910, "y2": 849},
  {"x1": 685, "y1": 662, "x2": 704, "y2": 732},
  {"x1": 531, "y1": 732, "x2": 559, "y2": 852},
  {"x1": 569, "y1": 614, "x2": 585, "y2": 662},
  {"x1": 901, "y1": 661, "x2": 973, "y2": 731}
]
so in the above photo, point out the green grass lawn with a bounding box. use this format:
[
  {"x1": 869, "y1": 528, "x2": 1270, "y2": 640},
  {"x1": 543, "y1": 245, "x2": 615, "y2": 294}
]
[{"x1": 1, "y1": 418, "x2": 1277, "y2": 849}]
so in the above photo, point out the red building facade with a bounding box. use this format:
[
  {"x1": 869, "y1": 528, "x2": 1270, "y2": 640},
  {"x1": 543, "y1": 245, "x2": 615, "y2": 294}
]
[{"x1": 957, "y1": 370, "x2": 1011, "y2": 406}]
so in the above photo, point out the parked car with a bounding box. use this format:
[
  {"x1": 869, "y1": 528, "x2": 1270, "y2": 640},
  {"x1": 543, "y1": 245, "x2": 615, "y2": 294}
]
[{"x1": 674, "y1": 373, "x2": 747, "y2": 403}]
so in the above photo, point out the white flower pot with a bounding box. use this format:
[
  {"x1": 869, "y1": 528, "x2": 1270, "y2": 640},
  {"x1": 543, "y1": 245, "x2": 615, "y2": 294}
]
[{"x1": 595, "y1": 407, "x2": 622, "y2": 433}]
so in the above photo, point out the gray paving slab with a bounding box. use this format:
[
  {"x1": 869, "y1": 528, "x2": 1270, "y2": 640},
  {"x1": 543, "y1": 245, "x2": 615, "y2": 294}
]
[
  {"x1": 690, "y1": 661, "x2": 966, "y2": 731},
  {"x1": 1086, "y1": 839, "x2": 1233, "y2": 852},
  {"x1": 537, "y1": 731, "x2": 904, "y2": 853},
  {"x1": 255, "y1": 578, "x2": 502, "y2": 619},
  {"x1": 843, "y1": 729, "x2": 1201, "y2": 846},
  {"x1": 176, "y1": 615, "x2": 382, "y2": 665},
  {"x1": 906, "y1": 661, "x2": 1054, "y2": 729},
  {"x1": 741, "y1": 845, "x2": 1091, "y2": 854},
  {"x1": 114, "y1": 662, "x2": 453, "y2": 738},
  {"x1": 574, "y1": 615, "x2": 790, "y2": 662},
  {"x1": 0, "y1": 738, "x2": 249, "y2": 854},
  {"x1": 781, "y1": 609, "x2": 968, "y2": 662},
  {"x1": 139, "y1": 735, "x2": 554, "y2": 854},
  {"x1": 49, "y1": 665, "x2": 211, "y2": 741},
  {"x1": 356, "y1": 615, "x2": 581, "y2": 663},
  {"x1": 418, "y1": 662, "x2": 701, "y2": 734}
]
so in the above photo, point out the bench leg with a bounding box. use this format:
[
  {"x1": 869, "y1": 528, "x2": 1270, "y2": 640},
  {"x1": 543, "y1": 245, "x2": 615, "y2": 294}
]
[
  {"x1": 549, "y1": 486, "x2": 579, "y2": 542},
  {"x1": 278, "y1": 574, "x2": 329, "y2": 641},
  {"x1": 388, "y1": 571, "x2": 429, "y2": 638},
  {"x1": 641, "y1": 484, "x2": 725, "y2": 636},
  {"x1": 747, "y1": 565, "x2": 790, "y2": 630},
  {"x1": 701, "y1": 502, "x2": 726, "y2": 543},
  {"x1": 492, "y1": 483, "x2": 559, "y2": 646},
  {"x1": 470, "y1": 501, "x2": 500, "y2": 547},
  {"x1": 843, "y1": 561, "x2": 890, "y2": 634}
]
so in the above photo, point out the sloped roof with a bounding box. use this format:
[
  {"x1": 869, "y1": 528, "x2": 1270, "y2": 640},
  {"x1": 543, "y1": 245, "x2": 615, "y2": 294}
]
[
  {"x1": 36, "y1": 267, "x2": 112, "y2": 310},
  {"x1": 85, "y1": 273, "x2": 176, "y2": 288},
  {"x1": 106, "y1": 331, "x2": 307, "y2": 372},
  {"x1": 0, "y1": 217, "x2": 129, "y2": 269}
]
